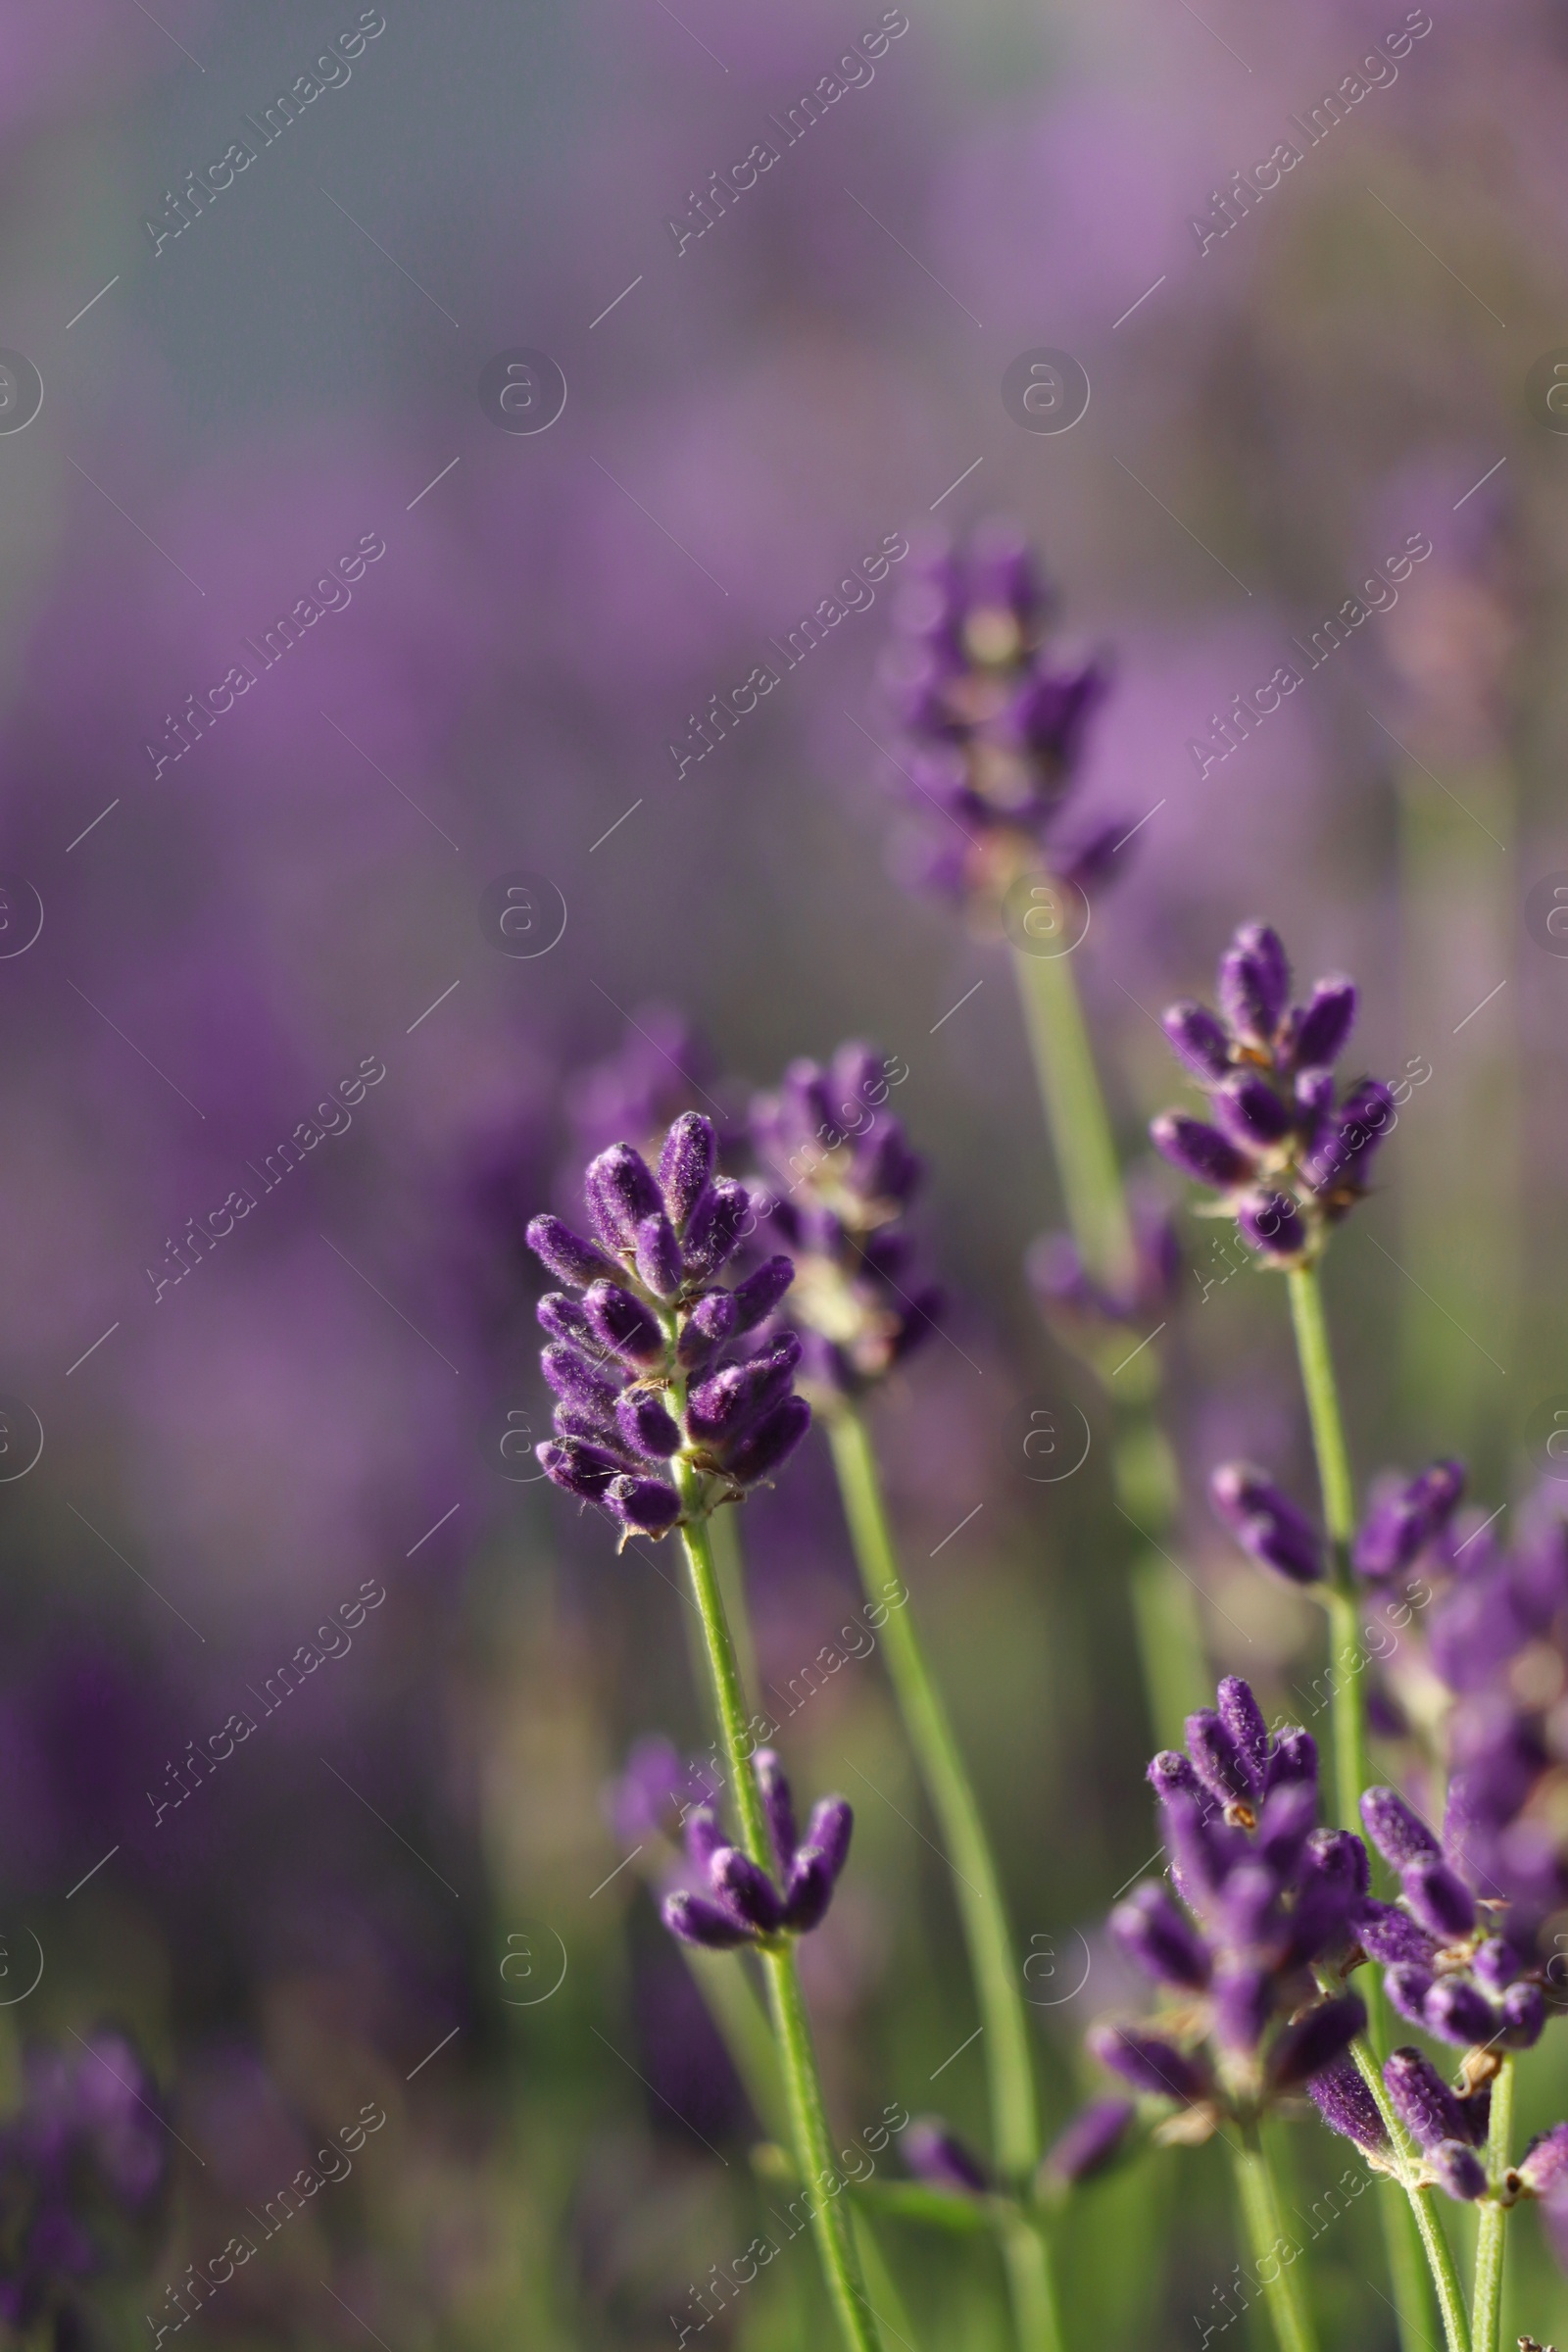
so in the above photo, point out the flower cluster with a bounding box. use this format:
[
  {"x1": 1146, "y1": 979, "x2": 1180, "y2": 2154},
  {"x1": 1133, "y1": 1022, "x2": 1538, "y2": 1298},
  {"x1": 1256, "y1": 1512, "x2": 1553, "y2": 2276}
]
[
  {"x1": 1152, "y1": 923, "x2": 1395, "y2": 1263},
  {"x1": 1310, "y1": 2043, "x2": 1492, "y2": 2202},
  {"x1": 663, "y1": 1750, "x2": 852, "y2": 1950},
  {"x1": 877, "y1": 522, "x2": 1116, "y2": 911},
  {"x1": 0, "y1": 2031, "x2": 169, "y2": 2330},
  {"x1": 527, "y1": 1113, "x2": 810, "y2": 1540},
  {"x1": 1209, "y1": 1457, "x2": 1466, "y2": 1589},
  {"x1": 746, "y1": 1045, "x2": 941, "y2": 1401},
  {"x1": 1357, "y1": 1785, "x2": 1546, "y2": 2051},
  {"x1": 1088, "y1": 1678, "x2": 1368, "y2": 2135}
]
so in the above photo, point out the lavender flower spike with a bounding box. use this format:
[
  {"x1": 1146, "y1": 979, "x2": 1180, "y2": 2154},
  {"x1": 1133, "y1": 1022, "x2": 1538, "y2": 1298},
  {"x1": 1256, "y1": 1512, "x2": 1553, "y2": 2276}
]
[
  {"x1": 527, "y1": 1113, "x2": 811, "y2": 1541},
  {"x1": 662, "y1": 1752, "x2": 852, "y2": 1952},
  {"x1": 1152, "y1": 922, "x2": 1395, "y2": 1266}
]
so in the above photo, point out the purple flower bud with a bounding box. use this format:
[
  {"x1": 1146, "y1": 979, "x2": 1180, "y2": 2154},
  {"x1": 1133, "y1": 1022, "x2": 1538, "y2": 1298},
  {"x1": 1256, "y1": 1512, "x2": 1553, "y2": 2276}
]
[
  {"x1": 604, "y1": 1475, "x2": 682, "y2": 1539},
  {"x1": 1383, "y1": 2047, "x2": 1471, "y2": 2152},
  {"x1": 722, "y1": 1395, "x2": 813, "y2": 1487},
  {"x1": 904, "y1": 2118, "x2": 990, "y2": 2196},
  {"x1": 1107, "y1": 1885, "x2": 1212, "y2": 1989},
  {"x1": 1218, "y1": 923, "x2": 1291, "y2": 1048},
  {"x1": 1268, "y1": 1992, "x2": 1365, "y2": 2090},
  {"x1": 1308, "y1": 2056, "x2": 1389, "y2": 2153},
  {"x1": 658, "y1": 1112, "x2": 716, "y2": 1230},
  {"x1": 1214, "y1": 1962, "x2": 1276, "y2": 2053},
  {"x1": 662, "y1": 1890, "x2": 754, "y2": 1949},
  {"x1": 1254, "y1": 1784, "x2": 1319, "y2": 1878},
  {"x1": 1401, "y1": 1859, "x2": 1476, "y2": 1942},
  {"x1": 1422, "y1": 1978, "x2": 1496, "y2": 2047},
  {"x1": 1385, "y1": 1965, "x2": 1436, "y2": 2027},
  {"x1": 1149, "y1": 1751, "x2": 1203, "y2": 1805},
  {"x1": 1519, "y1": 2123, "x2": 1568, "y2": 2196},
  {"x1": 1217, "y1": 1677, "x2": 1272, "y2": 1794},
  {"x1": 781, "y1": 1847, "x2": 837, "y2": 1932},
  {"x1": 1237, "y1": 1190, "x2": 1307, "y2": 1258},
  {"x1": 1267, "y1": 1729, "x2": 1319, "y2": 1789},
  {"x1": 676, "y1": 1289, "x2": 737, "y2": 1368},
  {"x1": 1162, "y1": 1001, "x2": 1233, "y2": 1082},
  {"x1": 710, "y1": 1846, "x2": 783, "y2": 1935},
  {"x1": 526, "y1": 1214, "x2": 619, "y2": 1290},
  {"x1": 1150, "y1": 1112, "x2": 1255, "y2": 1191},
  {"x1": 1360, "y1": 1788, "x2": 1443, "y2": 1873},
  {"x1": 684, "y1": 1177, "x2": 751, "y2": 1276},
  {"x1": 1429, "y1": 2141, "x2": 1488, "y2": 2202},
  {"x1": 1086, "y1": 2025, "x2": 1209, "y2": 2105},
  {"x1": 1289, "y1": 980, "x2": 1357, "y2": 1072},
  {"x1": 582, "y1": 1279, "x2": 667, "y2": 1368},
  {"x1": 754, "y1": 1749, "x2": 797, "y2": 1876},
  {"x1": 541, "y1": 1342, "x2": 621, "y2": 1418},
  {"x1": 1472, "y1": 1937, "x2": 1524, "y2": 1992},
  {"x1": 1302, "y1": 1828, "x2": 1369, "y2": 1899},
  {"x1": 684, "y1": 1805, "x2": 726, "y2": 1871},
  {"x1": 633, "y1": 1212, "x2": 685, "y2": 1299},
  {"x1": 1500, "y1": 1982, "x2": 1545, "y2": 2049},
  {"x1": 585, "y1": 1143, "x2": 665, "y2": 1250},
  {"x1": 1352, "y1": 1460, "x2": 1466, "y2": 1581},
  {"x1": 783, "y1": 1797, "x2": 845, "y2": 1884},
  {"x1": 1211, "y1": 1075, "x2": 1296, "y2": 1152},
  {"x1": 538, "y1": 1438, "x2": 622, "y2": 1500},
  {"x1": 1210, "y1": 1465, "x2": 1325, "y2": 1586},
  {"x1": 731, "y1": 1256, "x2": 795, "y2": 1333},
  {"x1": 1355, "y1": 1902, "x2": 1440, "y2": 1969},
  {"x1": 614, "y1": 1389, "x2": 683, "y2": 1462},
  {"x1": 1184, "y1": 1709, "x2": 1252, "y2": 1807},
  {"x1": 1041, "y1": 2099, "x2": 1136, "y2": 2186},
  {"x1": 1314, "y1": 1081, "x2": 1396, "y2": 1194},
  {"x1": 537, "y1": 1293, "x2": 595, "y2": 1350}
]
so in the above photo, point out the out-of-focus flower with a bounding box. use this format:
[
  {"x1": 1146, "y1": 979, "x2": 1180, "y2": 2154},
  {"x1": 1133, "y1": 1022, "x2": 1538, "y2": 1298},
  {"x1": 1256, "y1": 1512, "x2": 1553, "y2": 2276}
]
[
  {"x1": 1027, "y1": 1183, "x2": 1181, "y2": 1373},
  {"x1": 746, "y1": 1043, "x2": 941, "y2": 1403},
  {"x1": 1152, "y1": 921, "x2": 1394, "y2": 1263},
  {"x1": 0, "y1": 2030, "x2": 169, "y2": 2329},
  {"x1": 902, "y1": 2117, "x2": 990, "y2": 2195},
  {"x1": 877, "y1": 522, "x2": 1117, "y2": 917}
]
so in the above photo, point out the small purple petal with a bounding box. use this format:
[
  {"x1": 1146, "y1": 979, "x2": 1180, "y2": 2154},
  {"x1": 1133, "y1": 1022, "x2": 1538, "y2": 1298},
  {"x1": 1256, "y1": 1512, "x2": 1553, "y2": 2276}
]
[
  {"x1": 1360, "y1": 1788, "x2": 1443, "y2": 1873},
  {"x1": 1422, "y1": 1979, "x2": 1496, "y2": 2047},
  {"x1": 1107, "y1": 1885, "x2": 1212, "y2": 1990},
  {"x1": 1354, "y1": 1902, "x2": 1440, "y2": 1969},
  {"x1": 1383, "y1": 2047, "x2": 1470, "y2": 2152},
  {"x1": 801, "y1": 1797, "x2": 853, "y2": 1881},
  {"x1": 1213, "y1": 1962, "x2": 1276, "y2": 2053},
  {"x1": 1161, "y1": 1000, "x2": 1232, "y2": 1083},
  {"x1": 526, "y1": 1213, "x2": 619, "y2": 1290},
  {"x1": 1237, "y1": 1191, "x2": 1307, "y2": 1258},
  {"x1": 1429, "y1": 2141, "x2": 1488, "y2": 2202},
  {"x1": 658, "y1": 1111, "x2": 716, "y2": 1230},
  {"x1": 1401, "y1": 1859, "x2": 1476, "y2": 1942},
  {"x1": 1309, "y1": 2055, "x2": 1389, "y2": 2152},
  {"x1": 1184, "y1": 1709, "x2": 1252, "y2": 1807},
  {"x1": 633, "y1": 1211, "x2": 684, "y2": 1299},
  {"x1": 604, "y1": 1475, "x2": 682, "y2": 1538},
  {"x1": 1269, "y1": 1993, "x2": 1365, "y2": 2090},
  {"x1": 581, "y1": 1280, "x2": 666, "y2": 1368},
  {"x1": 1217, "y1": 1677, "x2": 1272, "y2": 1794},
  {"x1": 614, "y1": 1389, "x2": 683, "y2": 1462},
  {"x1": 1210, "y1": 1464, "x2": 1325, "y2": 1586},
  {"x1": 753, "y1": 1749, "x2": 797, "y2": 1876},
  {"x1": 1041, "y1": 2099, "x2": 1137, "y2": 2185},
  {"x1": 1150, "y1": 1112, "x2": 1255, "y2": 1191},
  {"x1": 1518, "y1": 2123, "x2": 1568, "y2": 2197},
  {"x1": 1500, "y1": 1982, "x2": 1545, "y2": 2049},
  {"x1": 1211, "y1": 1074, "x2": 1296, "y2": 1152},
  {"x1": 662, "y1": 1890, "x2": 755, "y2": 1949},
  {"x1": 585, "y1": 1142, "x2": 664, "y2": 1250},
  {"x1": 1218, "y1": 923, "x2": 1291, "y2": 1047},
  {"x1": 781, "y1": 1847, "x2": 836, "y2": 1933},
  {"x1": 904, "y1": 2119, "x2": 990, "y2": 2196},
  {"x1": 1290, "y1": 979, "x2": 1357, "y2": 1072},
  {"x1": 710, "y1": 1846, "x2": 783, "y2": 1934},
  {"x1": 730, "y1": 1256, "x2": 796, "y2": 1333},
  {"x1": 1086, "y1": 2024, "x2": 1209, "y2": 2105}
]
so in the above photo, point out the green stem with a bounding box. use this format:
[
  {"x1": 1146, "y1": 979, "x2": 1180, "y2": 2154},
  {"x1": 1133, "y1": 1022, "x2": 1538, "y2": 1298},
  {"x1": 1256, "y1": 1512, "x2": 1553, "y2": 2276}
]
[
  {"x1": 1351, "y1": 2040, "x2": 1470, "y2": 2352},
  {"x1": 677, "y1": 1504, "x2": 881, "y2": 2352},
  {"x1": 828, "y1": 1410, "x2": 1062, "y2": 2352},
  {"x1": 1010, "y1": 942, "x2": 1136, "y2": 1293},
  {"x1": 827, "y1": 1414, "x2": 1041, "y2": 2180},
  {"x1": 1230, "y1": 2127, "x2": 1321, "y2": 2352},
  {"x1": 1473, "y1": 2057, "x2": 1514, "y2": 2352},
  {"x1": 1286, "y1": 1264, "x2": 1364, "y2": 1836}
]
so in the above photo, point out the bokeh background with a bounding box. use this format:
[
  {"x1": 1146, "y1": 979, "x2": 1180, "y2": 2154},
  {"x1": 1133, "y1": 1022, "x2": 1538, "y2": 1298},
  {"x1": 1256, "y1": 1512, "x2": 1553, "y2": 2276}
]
[{"x1": 2, "y1": 0, "x2": 1567, "y2": 2341}]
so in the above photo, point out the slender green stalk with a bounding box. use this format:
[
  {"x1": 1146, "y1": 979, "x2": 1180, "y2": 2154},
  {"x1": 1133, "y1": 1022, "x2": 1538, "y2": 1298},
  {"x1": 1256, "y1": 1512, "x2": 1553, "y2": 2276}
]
[
  {"x1": 1011, "y1": 944, "x2": 1136, "y2": 1293},
  {"x1": 1473, "y1": 2057, "x2": 1514, "y2": 2352},
  {"x1": 1230, "y1": 2127, "x2": 1321, "y2": 2352},
  {"x1": 1285, "y1": 1263, "x2": 1355, "y2": 1544},
  {"x1": 677, "y1": 1500, "x2": 881, "y2": 2352},
  {"x1": 828, "y1": 1415, "x2": 1039, "y2": 2175},
  {"x1": 1351, "y1": 2039, "x2": 1470, "y2": 2352}
]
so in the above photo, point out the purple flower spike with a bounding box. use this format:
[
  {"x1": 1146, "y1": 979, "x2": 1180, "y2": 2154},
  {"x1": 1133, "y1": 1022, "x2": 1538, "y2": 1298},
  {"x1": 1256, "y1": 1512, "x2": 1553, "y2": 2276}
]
[
  {"x1": 1211, "y1": 1465, "x2": 1325, "y2": 1587},
  {"x1": 1219, "y1": 924, "x2": 1292, "y2": 1048},
  {"x1": 661, "y1": 1755, "x2": 850, "y2": 1954},
  {"x1": 1309, "y1": 2056, "x2": 1390, "y2": 2153},
  {"x1": 1152, "y1": 925, "x2": 1393, "y2": 1264},
  {"x1": 1086, "y1": 2025, "x2": 1209, "y2": 2106},
  {"x1": 1162, "y1": 1001, "x2": 1233, "y2": 1083},
  {"x1": 904, "y1": 2119, "x2": 990, "y2": 2196},
  {"x1": 1268, "y1": 1993, "x2": 1365, "y2": 2090},
  {"x1": 1360, "y1": 1788, "x2": 1443, "y2": 1873},
  {"x1": 1384, "y1": 2047, "x2": 1472, "y2": 2152},
  {"x1": 1040, "y1": 2100, "x2": 1136, "y2": 2186},
  {"x1": 1429, "y1": 2142, "x2": 1488, "y2": 2202}
]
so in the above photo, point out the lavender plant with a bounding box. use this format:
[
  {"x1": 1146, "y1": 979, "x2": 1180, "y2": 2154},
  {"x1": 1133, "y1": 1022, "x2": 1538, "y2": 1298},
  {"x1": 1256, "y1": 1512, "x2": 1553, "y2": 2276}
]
[{"x1": 527, "y1": 1114, "x2": 882, "y2": 2351}]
